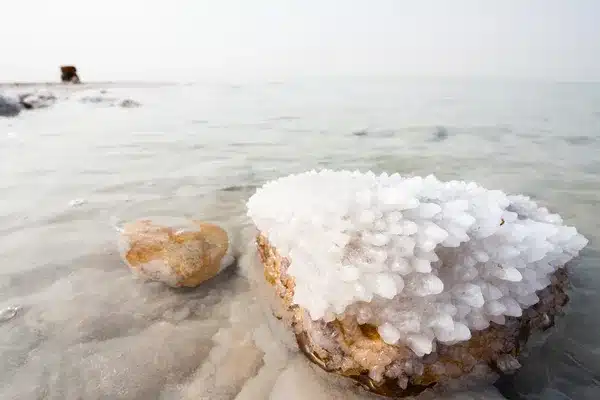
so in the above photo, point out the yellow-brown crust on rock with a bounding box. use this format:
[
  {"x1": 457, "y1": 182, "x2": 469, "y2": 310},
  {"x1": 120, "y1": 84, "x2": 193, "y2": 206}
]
[
  {"x1": 256, "y1": 233, "x2": 570, "y2": 398},
  {"x1": 121, "y1": 219, "x2": 229, "y2": 288}
]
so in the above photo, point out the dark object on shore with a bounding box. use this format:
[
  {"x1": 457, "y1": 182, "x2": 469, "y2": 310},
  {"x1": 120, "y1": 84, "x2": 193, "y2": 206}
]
[
  {"x1": 60, "y1": 65, "x2": 81, "y2": 84},
  {"x1": 119, "y1": 99, "x2": 141, "y2": 108},
  {"x1": 432, "y1": 126, "x2": 449, "y2": 141},
  {"x1": 352, "y1": 129, "x2": 368, "y2": 137},
  {"x1": 0, "y1": 94, "x2": 22, "y2": 117}
]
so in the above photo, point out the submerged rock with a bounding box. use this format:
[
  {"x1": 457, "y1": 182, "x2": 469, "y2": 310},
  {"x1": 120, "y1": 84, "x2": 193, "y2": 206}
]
[
  {"x1": 0, "y1": 94, "x2": 21, "y2": 117},
  {"x1": 246, "y1": 169, "x2": 588, "y2": 397},
  {"x1": 77, "y1": 90, "x2": 141, "y2": 108},
  {"x1": 0, "y1": 306, "x2": 20, "y2": 322},
  {"x1": 432, "y1": 126, "x2": 449, "y2": 141},
  {"x1": 119, "y1": 99, "x2": 141, "y2": 108},
  {"x1": 19, "y1": 90, "x2": 57, "y2": 109},
  {"x1": 118, "y1": 218, "x2": 235, "y2": 288}
]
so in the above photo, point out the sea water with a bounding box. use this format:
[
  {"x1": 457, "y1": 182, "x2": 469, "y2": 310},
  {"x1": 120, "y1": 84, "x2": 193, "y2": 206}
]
[{"x1": 0, "y1": 78, "x2": 598, "y2": 399}]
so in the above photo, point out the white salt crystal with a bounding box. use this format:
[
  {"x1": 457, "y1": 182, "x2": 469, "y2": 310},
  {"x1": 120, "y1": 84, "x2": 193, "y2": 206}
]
[
  {"x1": 480, "y1": 282, "x2": 504, "y2": 301},
  {"x1": 453, "y1": 283, "x2": 485, "y2": 308},
  {"x1": 502, "y1": 211, "x2": 518, "y2": 223},
  {"x1": 455, "y1": 303, "x2": 472, "y2": 319},
  {"x1": 498, "y1": 246, "x2": 521, "y2": 260},
  {"x1": 516, "y1": 292, "x2": 540, "y2": 307},
  {"x1": 473, "y1": 251, "x2": 490, "y2": 262},
  {"x1": 390, "y1": 258, "x2": 412, "y2": 275},
  {"x1": 453, "y1": 213, "x2": 476, "y2": 228},
  {"x1": 364, "y1": 233, "x2": 390, "y2": 247},
  {"x1": 386, "y1": 211, "x2": 404, "y2": 223},
  {"x1": 436, "y1": 302, "x2": 458, "y2": 317},
  {"x1": 418, "y1": 240, "x2": 438, "y2": 252},
  {"x1": 444, "y1": 199, "x2": 469, "y2": 212},
  {"x1": 372, "y1": 273, "x2": 398, "y2": 299},
  {"x1": 427, "y1": 313, "x2": 454, "y2": 331},
  {"x1": 400, "y1": 220, "x2": 419, "y2": 235},
  {"x1": 399, "y1": 198, "x2": 420, "y2": 210},
  {"x1": 405, "y1": 273, "x2": 444, "y2": 296},
  {"x1": 393, "y1": 236, "x2": 416, "y2": 257},
  {"x1": 415, "y1": 249, "x2": 439, "y2": 262},
  {"x1": 466, "y1": 311, "x2": 490, "y2": 330},
  {"x1": 412, "y1": 259, "x2": 432, "y2": 273},
  {"x1": 373, "y1": 218, "x2": 387, "y2": 231},
  {"x1": 501, "y1": 297, "x2": 523, "y2": 317},
  {"x1": 356, "y1": 190, "x2": 372, "y2": 207},
  {"x1": 391, "y1": 276, "x2": 405, "y2": 296},
  {"x1": 378, "y1": 187, "x2": 405, "y2": 206},
  {"x1": 358, "y1": 210, "x2": 377, "y2": 225},
  {"x1": 388, "y1": 224, "x2": 404, "y2": 235},
  {"x1": 392, "y1": 311, "x2": 422, "y2": 333},
  {"x1": 493, "y1": 266, "x2": 523, "y2": 282},
  {"x1": 452, "y1": 322, "x2": 472, "y2": 342},
  {"x1": 378, "y1": 323, "x2": 401, "y2": 344},
  {"x1": 354, "y1": 283, "x2": 372, "y2": 302},
  {"x1": 406, "y1": 334, "x2": 434, "y2": 356},
  {"x1": 452, "y1": 264, "x2": 478, "y2": 282},
  {"x1": 423, "y1": 223, "x2": 448, "y2": 243},
  {"x1": 485, "y1": 301, "x2": 507, "y2": 316},
  {"x1": 434, "y1": 327, "x2": 457, "y2": 343},
  {"x1": 366, "y1": 248, "x2": 389, "y2": 264},
  {"x1": 340, "y1": 265, "x2": 360, "y2": 282},
  {"x1": 417, "y1": 203, "x2": 442, "y2": 219}
]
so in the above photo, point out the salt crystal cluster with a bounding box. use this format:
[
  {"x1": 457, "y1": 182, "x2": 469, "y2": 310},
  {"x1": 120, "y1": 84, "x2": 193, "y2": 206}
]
[{"x1": 246, "y1": 170, "x2": 588, "y2": 357}]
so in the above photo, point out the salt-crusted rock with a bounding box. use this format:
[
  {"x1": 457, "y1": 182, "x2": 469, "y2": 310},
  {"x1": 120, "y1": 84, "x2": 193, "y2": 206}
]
[
  {"x1": 118, "y1": 218, "x2": 235, "y2": 288},
  {"x1": 0, "y1": 94, "x2": 21, "y2": 117},
  {"x1": 246, "y1": 169, "x2": 588, "y2": 397}
]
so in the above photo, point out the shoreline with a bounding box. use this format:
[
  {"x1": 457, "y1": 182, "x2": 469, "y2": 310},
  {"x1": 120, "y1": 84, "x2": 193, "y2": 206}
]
[{"x1": 0, "y1": 81, "x2": 180, "y2": 89}]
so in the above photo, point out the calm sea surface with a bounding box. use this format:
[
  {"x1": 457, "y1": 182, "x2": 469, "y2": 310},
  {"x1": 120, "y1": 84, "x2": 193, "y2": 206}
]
[{"x1": 1, "y1": 78, "x2": 599, "y2": 399}]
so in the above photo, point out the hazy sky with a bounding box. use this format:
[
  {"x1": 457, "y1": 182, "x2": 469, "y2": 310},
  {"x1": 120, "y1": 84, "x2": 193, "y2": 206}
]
[{"x1": 1, "y1": 0, "x2": 599, "y2": 82}]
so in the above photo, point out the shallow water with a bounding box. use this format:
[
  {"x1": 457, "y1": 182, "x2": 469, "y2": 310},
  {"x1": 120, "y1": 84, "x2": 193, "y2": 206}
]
[{"x1": 0, "y1": 79, "x2": 598, "y2": 399}]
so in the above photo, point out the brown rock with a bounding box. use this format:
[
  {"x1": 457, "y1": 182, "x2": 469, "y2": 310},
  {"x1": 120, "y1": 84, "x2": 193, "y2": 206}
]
[
  {"x1": 255, "y1": 233, "x2": 571, "y2": 398},
  {"x1": 118, "y1": 218, "x2": 234, "y2": 288},
  {"x1": 60, "y1": 65, "x2": 81, "y2": 84}
]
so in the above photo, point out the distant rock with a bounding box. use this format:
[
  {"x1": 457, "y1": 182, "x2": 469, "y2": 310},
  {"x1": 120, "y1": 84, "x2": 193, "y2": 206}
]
[
  {"x1": 117, "y1": 218, "x2": 235, "y2": 288},
  {"x1": 119, "y1": 99, "x2": 141, "y2": 108},
  {"x1": 0, "y1": 94, "x2": 21, "y2": 117},
  {"x1": 60, "y1": 65, "x2": 81, "y2": 84},
  {"x1": 352, "y1": 129, "x2": 368, "y2": 137},
  {"x1": 432, "y1": 126, "x2": 449, "y2": 141},
  {"x1": 18, "y1": 90, "x2": 57, "y2": 109},
  {"x1": 77, "y1": 90, "x2": 141, "y2": 108}
]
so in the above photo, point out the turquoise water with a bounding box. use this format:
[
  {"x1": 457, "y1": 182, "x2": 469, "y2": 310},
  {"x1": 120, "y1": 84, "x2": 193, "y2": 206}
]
[{"x1": 0, "y1": 79, "x2": 598, "y2": 399}]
